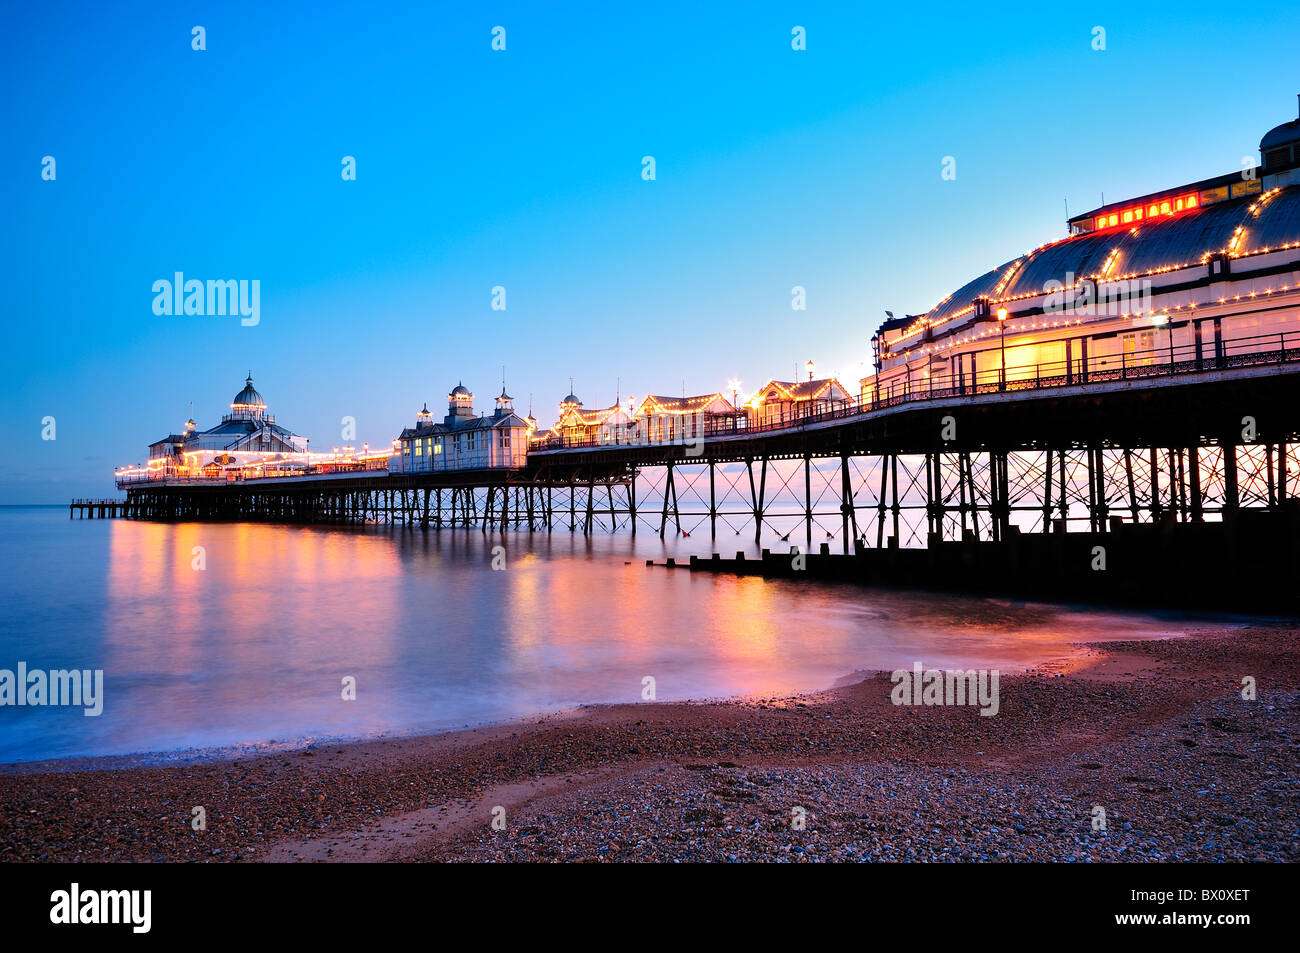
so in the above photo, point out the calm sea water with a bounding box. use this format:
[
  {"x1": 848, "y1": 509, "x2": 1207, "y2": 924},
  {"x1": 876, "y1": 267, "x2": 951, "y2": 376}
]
[{"x1": 0, "y1": 505, "x2": 1218, "y2": 765}]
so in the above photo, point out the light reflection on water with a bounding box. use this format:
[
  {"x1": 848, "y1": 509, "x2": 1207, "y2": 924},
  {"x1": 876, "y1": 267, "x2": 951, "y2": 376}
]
[{"x1": 0, "y1": 507, "x2": 1219, "y2": 764}]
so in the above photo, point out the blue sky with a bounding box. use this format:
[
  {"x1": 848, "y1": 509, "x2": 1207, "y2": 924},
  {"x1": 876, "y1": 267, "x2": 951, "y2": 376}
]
[{"x1": 3, "y1": 1, "x2": 1298, "y2": 501}]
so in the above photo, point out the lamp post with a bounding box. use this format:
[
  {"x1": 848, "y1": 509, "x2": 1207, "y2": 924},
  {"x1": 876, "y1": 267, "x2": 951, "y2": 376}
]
[
  {"x1": 1151, "y1": 312, "x2": 1173, "y2": 372},
  {"x1": 726, "y1": 379, "x2": 742, "y2": 432},
  {"x1": 996, "y1": 307, "x2": 1009, "y2": 390},
  {"x1": 870, "y1": 333, "x2": 881, "y2": 405},
  {"x1": 806, "y1": 359, "x2": 815, "y2": 382}
]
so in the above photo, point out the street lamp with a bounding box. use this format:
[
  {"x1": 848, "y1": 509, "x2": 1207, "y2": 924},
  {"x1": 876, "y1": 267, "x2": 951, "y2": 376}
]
[
  {"x1": 870, "y1": 333, "x2": 881, "y2": 405},
  {"x1": 996, "y1": 307, "x2": 1009, "y2": 390},
  {"x1": 1154, "y1": 312, "x2": 1174, "y2": 369},
  {"x1": 726, "y1": 378, "x2": 742, "y2": 432}
]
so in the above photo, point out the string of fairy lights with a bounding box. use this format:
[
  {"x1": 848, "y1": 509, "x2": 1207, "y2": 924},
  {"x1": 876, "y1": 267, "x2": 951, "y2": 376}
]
[
  {"x1": 881, "y1": 186, "x2": 1300, "y2": 364},
  {"x1": 547, "y1": 380, "x2": 850, "y2": 438}
]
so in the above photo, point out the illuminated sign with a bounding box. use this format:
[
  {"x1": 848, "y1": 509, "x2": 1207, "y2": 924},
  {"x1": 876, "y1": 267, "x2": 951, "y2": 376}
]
[
  {"x1": 1095, "y1": 193, "x2": 1199, "y2": 231},
  {"x1": 1230, "y1": 178, "x2": 1262, "y2": 199}
]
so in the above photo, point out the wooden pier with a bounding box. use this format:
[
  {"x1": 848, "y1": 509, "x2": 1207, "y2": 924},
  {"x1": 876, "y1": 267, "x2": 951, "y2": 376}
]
[{"x1": 69, "y1": 499, "x2": 129, "y2": 519}]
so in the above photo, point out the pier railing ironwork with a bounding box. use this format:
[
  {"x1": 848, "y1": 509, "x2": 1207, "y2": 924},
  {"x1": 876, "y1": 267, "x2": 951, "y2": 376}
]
[{"x1": 530, "y1": 328, "x2": 1300, "y2": 452}]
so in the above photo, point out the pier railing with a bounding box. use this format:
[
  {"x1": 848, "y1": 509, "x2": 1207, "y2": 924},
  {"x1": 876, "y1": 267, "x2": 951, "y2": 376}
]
[
  {"x1": 115, "y1": 455, "x2": 390, "y2": 487},
  {"x1": 113, "y1": 328, "x2": 1300, "y2": 486},
  {"x1": 530, "y1": 328, "x2": 1300, "y2": 451}
]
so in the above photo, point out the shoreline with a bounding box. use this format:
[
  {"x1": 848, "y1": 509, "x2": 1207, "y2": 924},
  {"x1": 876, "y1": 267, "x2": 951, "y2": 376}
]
[
  {"x1": 1, "y1": 617, "x2": 1217, "y2": 776},
  {"x1": 2, "y1": 622, "x2": 1297, "y2": 862},
  {"x1": 4, "y1": 604, "x2": 1219, "y2": 775}
]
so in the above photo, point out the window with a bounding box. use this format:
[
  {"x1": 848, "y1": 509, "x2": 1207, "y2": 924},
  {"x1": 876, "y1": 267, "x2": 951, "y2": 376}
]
[
  {"x1": 1122, "y1": 330, "x2": 1156, "y2": 367},
  {"x1": 467, "y1": 433, "x2": 476, "y2": 451},
  {"x1": 433, "y1": 440, "x2": 442, "y2": 455}
]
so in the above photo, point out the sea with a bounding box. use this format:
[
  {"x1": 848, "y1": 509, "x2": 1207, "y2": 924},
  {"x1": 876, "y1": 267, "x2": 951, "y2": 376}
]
[{"x1": 0, "y1": 505, "x2": 1227, "y2": 765}]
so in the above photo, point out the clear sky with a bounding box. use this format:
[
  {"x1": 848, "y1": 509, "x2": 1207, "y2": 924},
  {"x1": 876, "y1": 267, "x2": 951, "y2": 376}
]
[{"x1": 4, "y1": 1, "x2": 1298, "y2": 501}]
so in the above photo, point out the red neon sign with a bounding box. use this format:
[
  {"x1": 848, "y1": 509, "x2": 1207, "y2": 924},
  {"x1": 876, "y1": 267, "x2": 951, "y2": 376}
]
[{"x1": 1095, "y1": 193, "x2": 1198, "y2": 230}]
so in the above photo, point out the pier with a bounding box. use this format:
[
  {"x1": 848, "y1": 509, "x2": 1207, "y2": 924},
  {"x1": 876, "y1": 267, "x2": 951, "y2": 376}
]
[
  {"x1": 120, "y1": 463, "x2": 635, "y2": 531},
  {"x1": 109, "y1": 345, "x2": 1300, "y2": 543},
  {"x1": 91, "y1": 345, "x2": 1300, "y2": 612},
  {"x1": 95, "y1": 106, "x2": 1300, "y2": 605},
  {"x1": 68, "y1": 499, "x2": 129, "y2": 519}
]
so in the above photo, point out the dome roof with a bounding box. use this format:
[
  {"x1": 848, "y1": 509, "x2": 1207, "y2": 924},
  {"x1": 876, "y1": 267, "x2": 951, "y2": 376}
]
[
  {"x1": 912, "y1": 185, "x2": 1300, "y2": 329},
  {"x1": 1261, "y1": 117, "x2": 1300, "y2": 151},
  {"x1": 232, "y1": 374, "x2": 265, "y2": 408},
  {"x1": 563, "y1": 393, "x2": 580, "y2": 404},
  {"x1": 450, "y1": 382, "x2": 471, "y2": 397}
]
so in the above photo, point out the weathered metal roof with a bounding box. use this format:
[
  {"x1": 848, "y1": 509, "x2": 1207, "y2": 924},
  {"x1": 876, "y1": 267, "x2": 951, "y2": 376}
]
[
  {"x1": 232, "y1": 374, "x2": 265, "y2": 408},
  {"x1": 1261, "y1": 117, "x2": 1300, "y2": 151},
  {"x1": 915, "y1": 186, "x2": 1300, "y2": 329}
]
